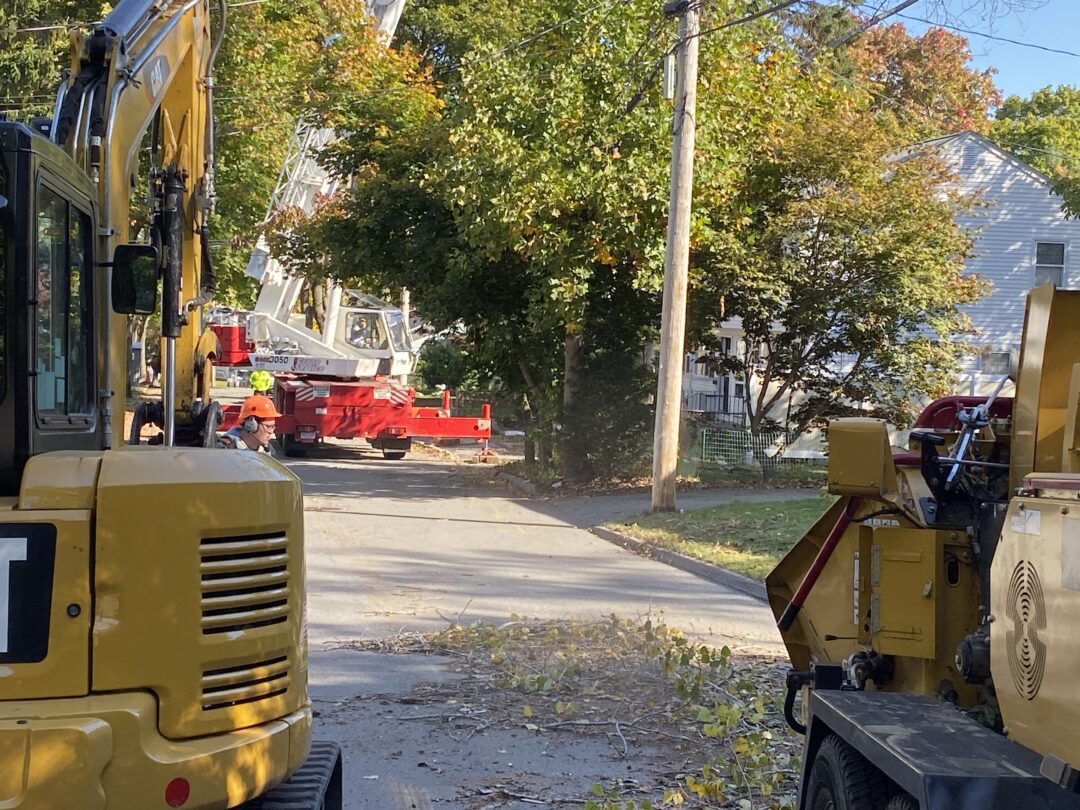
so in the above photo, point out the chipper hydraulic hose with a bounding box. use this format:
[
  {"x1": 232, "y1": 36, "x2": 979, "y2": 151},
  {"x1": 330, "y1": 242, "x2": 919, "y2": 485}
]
[{"x1": 777, "y1": 496, "x2": 862, "y2": 632}]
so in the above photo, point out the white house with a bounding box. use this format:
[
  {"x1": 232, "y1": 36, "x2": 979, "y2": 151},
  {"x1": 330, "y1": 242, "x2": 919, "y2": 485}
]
[
  {"x1": 917, "y1": 131, "x2": 1080, "y2": 394},
  {"x1": 681, "y1": 130, "x2": 1080, "y2": 421}
]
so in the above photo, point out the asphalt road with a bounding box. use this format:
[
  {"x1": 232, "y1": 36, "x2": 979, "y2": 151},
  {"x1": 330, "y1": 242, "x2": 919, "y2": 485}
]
[
  {"x1": 293, "y1": 446, "x2": 792, "y2": 657},
  {"x1": 277, "y1": 441, "x2": 804, "y2": 808}
]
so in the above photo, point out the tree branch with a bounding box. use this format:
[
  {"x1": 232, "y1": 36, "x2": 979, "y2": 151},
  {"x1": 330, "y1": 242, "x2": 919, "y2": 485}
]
[{"x1": 802, "y1": 0, "x2": 921, "y2": 65}]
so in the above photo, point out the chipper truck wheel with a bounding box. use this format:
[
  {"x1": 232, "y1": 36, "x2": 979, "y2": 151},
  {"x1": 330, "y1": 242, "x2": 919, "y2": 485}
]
[
  {"x1": 885, "y1": 795, "x2": 917, "y2": 810},
  {"x1": 242, "y1": 740, "x2": 342, "y2": 810},
  {"x1": 806, "y1": 734, "x2": 887, "y2": 810},
  {"x1": 381, "y1": 449, "x2": 407, "y2": 460}
]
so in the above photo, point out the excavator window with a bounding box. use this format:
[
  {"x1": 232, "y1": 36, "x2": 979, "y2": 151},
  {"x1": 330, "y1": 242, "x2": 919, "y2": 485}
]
[
  {"x1": 0, "y1": 214, "x2": 5, "y2": 409},
  {"x1": 34, "y1": 184, "x2": 93, "y2": 421}
]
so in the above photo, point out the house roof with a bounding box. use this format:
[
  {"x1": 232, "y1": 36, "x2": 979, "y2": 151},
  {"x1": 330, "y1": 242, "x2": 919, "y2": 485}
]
[{"x1": 906, "y1": 130, "x2": 1054, "y2": 189}]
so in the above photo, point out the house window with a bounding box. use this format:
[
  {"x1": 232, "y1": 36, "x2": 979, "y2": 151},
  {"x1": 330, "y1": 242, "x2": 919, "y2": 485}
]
[
  {"x1": 1035, "y1": 242, "x2": 1066, "y2": 288},
  {"x1": 981, "y1": 351, "x2": 1012, "y2": 376}
]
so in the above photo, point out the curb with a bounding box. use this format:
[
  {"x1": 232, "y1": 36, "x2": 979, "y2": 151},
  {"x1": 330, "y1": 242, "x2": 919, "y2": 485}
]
[
  {"x1": 589, "y1": 526, "x2": 768, "y2": 603},
  {"x1": 493, "y1": 470, "x2": 542, "y2": 498}
]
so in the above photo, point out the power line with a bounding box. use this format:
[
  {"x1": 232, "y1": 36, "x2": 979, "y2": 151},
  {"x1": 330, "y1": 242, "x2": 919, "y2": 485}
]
[
  {"x1": 692, "y1": 0, "x2": 805, "y2": 42},
  {"x1": 621, "y1": 0, "x2": 809, "y2": 117},
  {"x1": 892, "y1": 11, "x2": 1080, "y2": 60},
  {"x1": 846, "y1": 2, "x2": 1080, "y2": 60},
  {"x1": 990, "y1": 137, "x2": 1080, "y2": 165}
]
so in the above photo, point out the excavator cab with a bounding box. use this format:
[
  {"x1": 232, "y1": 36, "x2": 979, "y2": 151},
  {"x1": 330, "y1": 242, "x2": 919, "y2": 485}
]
[{"x1": 0, "y1": 122, "x2": 104, "y2": 495}]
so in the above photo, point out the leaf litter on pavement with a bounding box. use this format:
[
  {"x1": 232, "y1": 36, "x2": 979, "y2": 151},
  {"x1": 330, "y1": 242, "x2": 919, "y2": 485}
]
[{"x1": 335, "y1": 615, "x2": 801, "y2": 808}]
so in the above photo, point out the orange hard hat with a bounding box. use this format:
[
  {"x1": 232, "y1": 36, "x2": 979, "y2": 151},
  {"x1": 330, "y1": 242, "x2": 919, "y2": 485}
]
[{"x1": 239, "y1": 394, "x2": 282, "y2": 420}]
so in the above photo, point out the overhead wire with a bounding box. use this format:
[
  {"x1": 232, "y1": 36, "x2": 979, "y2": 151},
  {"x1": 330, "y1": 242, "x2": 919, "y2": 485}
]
[
  {"x1": 691, "y1": 0, "x2": 805, "y2": 43},
  {"x1": 988, "y1": 137, "x2": 1080, "y2": 165},
  {"x1": 620, "y1": 0, "x2": 811, "y2": 118},
  {"x1": 891, "y1": 11, "x2": 1080, "y2": 59},
  {"x1": 844, "y1": 1, "x2": 1080, "y2": 59}
]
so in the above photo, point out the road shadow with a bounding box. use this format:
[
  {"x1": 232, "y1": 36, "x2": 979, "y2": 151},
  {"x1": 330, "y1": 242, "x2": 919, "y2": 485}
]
[{"x1": 290, "y1": 446, "x2": 816, "y2": 528}]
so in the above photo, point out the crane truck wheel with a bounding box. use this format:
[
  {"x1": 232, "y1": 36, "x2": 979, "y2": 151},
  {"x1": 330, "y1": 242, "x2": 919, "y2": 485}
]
[
  {"x1": 806, "y1": 734, "x2": 888, "y2": 810},
  {"x1": 382, "y1": 449, "x2": 407, "y2": 460},
  {"x1": 279, "y1": 434, "x2": 308, "y2": 457}
]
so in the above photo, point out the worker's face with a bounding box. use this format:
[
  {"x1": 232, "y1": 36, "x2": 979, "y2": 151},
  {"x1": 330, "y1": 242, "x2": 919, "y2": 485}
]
[{"x1": 256, "y1": 419, "x2": 276, "y2": 441}]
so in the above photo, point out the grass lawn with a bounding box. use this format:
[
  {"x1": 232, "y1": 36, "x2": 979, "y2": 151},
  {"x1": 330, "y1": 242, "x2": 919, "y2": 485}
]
[{"x1": 606, "y1": 496, "x2": 833, "y2": 581}]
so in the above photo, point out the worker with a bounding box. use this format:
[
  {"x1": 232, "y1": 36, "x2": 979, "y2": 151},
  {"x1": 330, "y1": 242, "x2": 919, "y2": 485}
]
[
  {"x1": 250, "y1": 369, "x2": 274, "y2": 396},
  {"x1": 221, "y1": 394, "x2": 281, "y2": 452},
  {"x1": 348, "y1": 316, "x2": 373, "y2": 348}
]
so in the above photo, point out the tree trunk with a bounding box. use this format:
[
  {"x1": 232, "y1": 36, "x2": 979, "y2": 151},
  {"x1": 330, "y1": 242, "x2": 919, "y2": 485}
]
[
  {"x1": 516, "y1": 353, "x2": 549, "y2": 468},
  {"x1": 303, "y1": 281, "x2": 327, "y2": 332},
  {"x1": 126, "y1": 314, "x2": 149, "y2": 394},
  {"x1": 312, "y1": 282, "x2": 326, "y2": 332},
  {"x1": 522, "y1": 392, "x2": 536, "y2": 465},
  {"x1": 561, "y1": 328, "x2": 589, "y2": 483}
]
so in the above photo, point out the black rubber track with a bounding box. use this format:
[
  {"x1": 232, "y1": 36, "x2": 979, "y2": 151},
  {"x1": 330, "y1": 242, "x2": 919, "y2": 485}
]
[{"x1": 242, "y1": 740, "x2": 343, "y2": 810}]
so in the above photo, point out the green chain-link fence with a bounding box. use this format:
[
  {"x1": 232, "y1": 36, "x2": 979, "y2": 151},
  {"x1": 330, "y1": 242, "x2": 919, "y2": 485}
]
[{"x1": 701, "y1": 427, "x2": 807, "y2": 470}]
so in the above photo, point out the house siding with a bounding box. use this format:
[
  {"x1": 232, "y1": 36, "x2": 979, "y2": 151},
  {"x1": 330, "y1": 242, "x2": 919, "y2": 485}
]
[{"x1": 938, "y1": 133, "x2": 1080, "y2": 352}]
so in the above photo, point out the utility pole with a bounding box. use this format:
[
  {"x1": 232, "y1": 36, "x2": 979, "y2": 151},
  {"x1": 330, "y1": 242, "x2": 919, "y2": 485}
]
[{"x1": 651, "y1": 0, "x2": 700, "y2": 512}]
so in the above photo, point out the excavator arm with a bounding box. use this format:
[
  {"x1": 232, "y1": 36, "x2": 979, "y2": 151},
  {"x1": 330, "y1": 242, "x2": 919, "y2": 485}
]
[{"x1": 55, "y1": 0, "x2": 223, "y2": 446}]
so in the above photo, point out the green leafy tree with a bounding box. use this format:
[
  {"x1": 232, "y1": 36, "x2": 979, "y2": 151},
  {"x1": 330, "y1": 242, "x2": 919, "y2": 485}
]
[
  {"x1": 265, "y1": 0, "x2": 654, "y2": 477},
  {"x1": 993, "y1": 85, "x2": 1080, "y2": 216},
  {"x1": 690, "y1": 83, "x2": 985, "y2": 444},
  {"x1": 268, "y1": 0, "x2": 801, "y2": 481},
  {"x1": 0, "y1": 1, "x2": 108, "y2": 119},
  {"x1": 266, "y1": 0, "x2": 1005, "y2": 479},
  {"x1": 210, "y1": 0, "x2": 374, "y2": 305},
  {"x1": 415, "y1": 337, "x2": 479, "y2": 391}
]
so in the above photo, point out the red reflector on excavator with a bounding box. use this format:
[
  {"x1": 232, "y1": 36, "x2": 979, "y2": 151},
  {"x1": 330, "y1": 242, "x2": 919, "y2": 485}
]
[{"x1": 165, "y1": 777, "x2": 190, "y2": 807}]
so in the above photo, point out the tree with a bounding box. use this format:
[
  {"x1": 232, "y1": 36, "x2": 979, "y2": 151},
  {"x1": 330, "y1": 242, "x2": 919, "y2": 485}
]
[
  {"x1": 992, "y1": 86, "x2": 1080, "y2": 216},
  {"x1": 844, "y1": 23, "x2": 1001, "y2": 137},
  {"x1": 268, "y1": 0, "x2": 805, "y2": 482},
  {"x1": 0, "y1": 2, "x2": 110, "y2": 119},
  {"x1": 690, "y1": 82, "x2": 985, "y2": 447},
  {"x1": 210, "y1": 0, "x2": 388, "y2": 306},
  {"x1": 265, "y1": 0, "x2": 1015, "y2": 481}
]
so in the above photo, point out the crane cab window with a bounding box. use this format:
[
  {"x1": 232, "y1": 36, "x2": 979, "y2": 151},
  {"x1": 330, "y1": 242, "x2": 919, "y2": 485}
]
[
  {"x1": 346, "y1": 312, "x2": 388, "y2": 350},
  {"x1": 386, "y1": 310, "x2": 411, "y2": 353},
  {"x1": 35, "y1": 186, "x2": 92, "y2": 421}
]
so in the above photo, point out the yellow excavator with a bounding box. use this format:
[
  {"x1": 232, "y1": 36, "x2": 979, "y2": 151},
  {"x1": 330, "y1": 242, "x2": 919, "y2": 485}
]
[
  {"x1": 768, "y1": 284, "x2": 1080, "y2": 809},
  {"x1": 0, "y1": 0, "x2": 339, "y2": 806}
]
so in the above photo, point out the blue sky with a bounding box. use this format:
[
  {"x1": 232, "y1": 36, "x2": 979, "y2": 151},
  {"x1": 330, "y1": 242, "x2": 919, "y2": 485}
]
[{"x1": 896, "y1": 0, "x2": 1080, "y2": 100}]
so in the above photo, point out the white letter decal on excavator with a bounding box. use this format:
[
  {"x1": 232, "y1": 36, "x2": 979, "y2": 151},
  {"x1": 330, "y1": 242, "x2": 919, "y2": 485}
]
[{"x1": 0, "y1": 538, "x2": 28, "y2": 653}]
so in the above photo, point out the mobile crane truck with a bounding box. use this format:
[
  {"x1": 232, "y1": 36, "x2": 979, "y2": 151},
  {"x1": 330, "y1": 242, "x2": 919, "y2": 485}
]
[
  {"x1": 767, "y1": 284, "x2": 1080, "y2": 809},
  {"x1": 0, "y1": 0, "x2": 340, "y2": 806}
]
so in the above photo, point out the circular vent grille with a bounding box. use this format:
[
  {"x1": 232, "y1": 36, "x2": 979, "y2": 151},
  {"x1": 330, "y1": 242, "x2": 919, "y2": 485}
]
[{"x1": 1006, "y1": 560, "x2": 1047, "y2": 701}]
